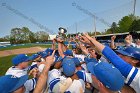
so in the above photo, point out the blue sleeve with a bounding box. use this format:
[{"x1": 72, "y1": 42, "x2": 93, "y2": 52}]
[
  {"x1": 102, "y1": 46, "x2": 132, "y2": 78},
  {"x1": 76, "y1": 70, "x2": 86, "y2": 82}
]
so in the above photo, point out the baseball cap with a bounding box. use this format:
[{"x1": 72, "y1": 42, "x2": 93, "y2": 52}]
[
  {"x1": 40, "y1": 51, "x2": 49, "y2": 58},
  {"x1": 28, "y1": 54, "x2": 39, "y2": 61},
  {"x1": 63, "y1": 49, "x2": 73, "y2": 56},
  {"x1": 12, "y1": 54, "x2": 30, "y2": 65},
  {"x1": 45, "y1": 48, "x2": 53, "y2": 56},
  {"x1": 116, "y1": 46, "x2": 140, "y2": 60},
  {"x1": 87, "y1": 62, "x2": 124, "y2": 91},
  {"x1": 0, "y1": 75, "x2": 28, "y2": 92},
  {"x1": 62, "y1": 58, "x2": 76, "y2": 77},
  {"x1": 54, "y1": 56, "x2": 63, "y2": 63},
  {"x1": 116, "y1": 46, "x2": 125, "y2": 50},
  {"x1": 37, "y1": 51, "x2": 43, "y2": 55},
  {"x1": 50, "y1": 78, "x2": 72, "y2": 93},
  {"x1": 71, "y1": 57, "x2": 82, "y2": 66},
  {"x1": 84, "y1": 57, "x2": 98, "y2": 64}
]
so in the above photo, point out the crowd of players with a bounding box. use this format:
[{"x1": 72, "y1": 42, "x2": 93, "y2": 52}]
[{"x1": 0, "y1": 33, "x2": 140, "y2": 93}]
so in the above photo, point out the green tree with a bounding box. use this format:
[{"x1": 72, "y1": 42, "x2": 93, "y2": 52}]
[
  {"x1": 0, "y1": 35, "x2": 10, "y2": 42},
  {"x1": 21, "y1": 27, "x2": 31, "y2": 43},
  {"x1": 110, "y1": 22, "x2": 119, "y2": 33},
  {"x1": 104, "y1": 28, "x2": 112, "y2": 34},
  {"x1": 0, "y1": 38, "x2": 5, "y2": 42},
  {"x1": 88, "y1": 31, "x2": 101, "y2": 36},
  {"x1": 3, "y1": 35, "x2": 10, "y2": 41},
  {"x1": 129, "y1": 19, "x2": 140, "y2": 32},
  {"x1": 29, "y1": 32, "x2": 37, "y2": 43},
  {"x1": 35, "y1": 31, "x2": 49, "y2": 42},
  {"x1": 10, "y1": 28, "x2": 22, "y2": 44},
  {"x1": 118, "y1": 15, "x2": 134, "y2": 33},
  {"x1": 10, "y1": 27, "x2": 34, "y2": 44}
]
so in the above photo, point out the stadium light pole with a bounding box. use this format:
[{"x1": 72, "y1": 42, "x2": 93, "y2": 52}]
[
  {"x1": 133, "y1": 0, "x2": 136, "y2": 16},
  {"x1": 94, "y1": 16, "x2": 96, "y2": 36}
]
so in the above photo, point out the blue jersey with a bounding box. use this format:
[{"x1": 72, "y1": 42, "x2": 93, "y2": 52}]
[{"x1": 102, "y1": 46, "x2": 140, "y2": 93}]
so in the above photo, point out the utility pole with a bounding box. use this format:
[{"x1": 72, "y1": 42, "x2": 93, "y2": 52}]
[
  {"x1": 132, "y1": 0, "x2": 136, "y2": 33},
  {"x1": 133, "y1": 0, "x2": 136, "y2": 16},
  {"x1": 94, "y1": 16, "x2": 96, "y2": 36}
]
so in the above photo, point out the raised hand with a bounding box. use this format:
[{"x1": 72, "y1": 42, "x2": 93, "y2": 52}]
[
  {"x1": 79, "y1": 43, "x2": 89, "y2": 55},
  {"x1": 83, "y1": 33, "x2": 93, "y2": 40},
  {"x1": 111, "y1": 35, "x2": 116, "y2": 41},
  {"x1": 125, "y1": 35, "x2": 133, "y2": 44},
  {"x1": 45, "y1": 50, "x2": 56, "y2": 66},
  {"x1": 79, "y1": 35, "x2": 92, "y2": 45}
]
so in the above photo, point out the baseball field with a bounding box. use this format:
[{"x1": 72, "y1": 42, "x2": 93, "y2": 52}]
[{"x1": 0, "y1": 44, "x2": 51, "y2": 76}]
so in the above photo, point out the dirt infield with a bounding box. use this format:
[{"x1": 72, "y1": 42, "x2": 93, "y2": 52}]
[{"x1": 0, "y1": 47, "x2": 46, "y2": 57}]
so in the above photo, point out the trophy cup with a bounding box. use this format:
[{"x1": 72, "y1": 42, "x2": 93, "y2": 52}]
[{"x1": 56, "y1": 27, "x2": 67, "y2": 41}]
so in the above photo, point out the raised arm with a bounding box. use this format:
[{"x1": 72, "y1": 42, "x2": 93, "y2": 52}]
[
  {"x1": 56, "y1": 38, "x2": 65, "y2": 58},
  {"x1": 78, "y1": 42, "x2": 89, "y2": 55},
  {"x1": 125, "y1": 35, "x2": 133, "y2": 46},
  {"x1": 110, "y1": 35, "x2": 116, "y2": 49},
  {"x1": 81, "y1": 33, "x2": 132, "y2": 78},
  {"x1": 33, "y1": 50, "x2": 55, "y2": 93},
  {"x1": 82, "y1": 33, "x2": 105, "y2": 52},
  {"x1": 51, "y1": 39, "x2": 56, "y2": 50}
]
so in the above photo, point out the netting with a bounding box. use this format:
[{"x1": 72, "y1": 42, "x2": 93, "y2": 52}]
[{"x1": 67, "y1": 0, "x2": 137, "y2": 34}]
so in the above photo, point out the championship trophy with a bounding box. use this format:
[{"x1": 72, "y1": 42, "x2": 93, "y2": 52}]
[{"x1": 56, "y1": 27, "x2": 67, "y2": 41}]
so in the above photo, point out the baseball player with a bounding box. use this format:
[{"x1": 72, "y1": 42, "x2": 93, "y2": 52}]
[
  {"x1": 0, "y1": 54, "x2": 33, "y2": 93},
  {"x1": 5, "y1": 54, "x2": 30, "y2": 77},
  {"x1": 5, "y1": 54, "x2": 43, "y2": 93},
  {"x1": 81, "y1": 33, "x2": 140, "y2": 93}
]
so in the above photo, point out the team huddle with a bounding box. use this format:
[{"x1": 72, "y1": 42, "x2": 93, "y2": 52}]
[{"x1": 0, "y1": 33, "x2": 140, "y2": 93}]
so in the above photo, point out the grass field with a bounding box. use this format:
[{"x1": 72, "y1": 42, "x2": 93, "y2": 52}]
[
  {"x1": 0, "y1": 55, "x2": 15, "y2": 76},
  {"x1": 0, "y1": 44, "x2": 52, "y2": 51},
  {"x1": 0, "y1": 44, "x2": 53, "y2": 76},
  {"x1": 0, "y1": 53, "x2": 34, "y2": 76}
]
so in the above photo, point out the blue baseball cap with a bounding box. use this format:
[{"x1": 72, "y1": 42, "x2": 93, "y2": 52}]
[
  {"x1": 28, "y1": 54, "x2": 39, "y2": 61},
  {"x1": 63, "y1": 49, "x2": 73, "y2": 56},
  {"x1": 40, "y1": 51, "x2": 49, "y2": 58},
  {"x1": 45, "y1": 48, "x2": 53, "y2": 56},
  {"x1": 84, "y1": 57, "x2": 98, "y2": 64},
  {"x1": 55, "y1": 56, "x2": 63, "y2": 63},
  {"x1": 0, "y1": 75, "x2": 28, "y2": 92},
  {"x1": 62, "y1": 58, "x2": 76, "y2": 77},
  {"x1": 37, "y1": 51, "x2": 43, "y2": 55},
  {"x1": 12, "y1": 54, "x2": 30, "y2": 65},
  {"x1": 71, "y1": 57, "x2": 82, "y2": 66},
  {"x1": 116, "y1": 46, "x2": 140, "y2": 60},
  {"x1": 116, "y1": 46, "x2": 125, "y2": 50},
  {"x1": 87, "y1": 62, "x2": 124, "y2": 91}
]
